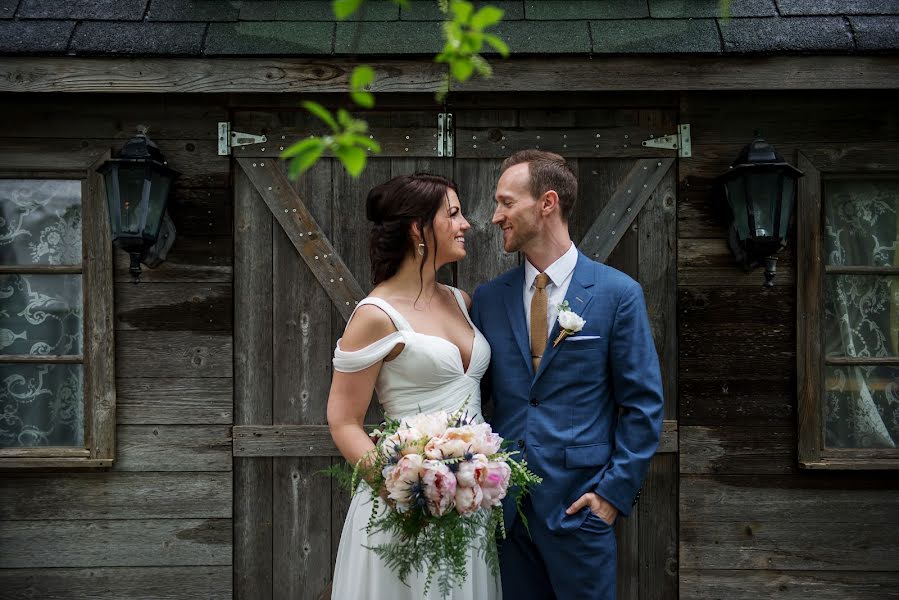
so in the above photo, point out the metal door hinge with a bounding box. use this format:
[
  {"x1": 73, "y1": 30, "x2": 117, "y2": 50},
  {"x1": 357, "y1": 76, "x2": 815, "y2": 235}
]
[
  {"x1": 641, "y1": 124, "x2": 691, "y2": 158},
  {"x1": 437, "y1": 113, "x2": 454, "y2": 157},
  {"x1": 218, "y1": 122, "x2": 267, "y2": 156}
]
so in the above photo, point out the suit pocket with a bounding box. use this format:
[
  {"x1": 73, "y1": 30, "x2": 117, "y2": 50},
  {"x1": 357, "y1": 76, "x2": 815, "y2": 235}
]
[{"x1": 565, "y1": 442, "x2": 611, "y2": 469}]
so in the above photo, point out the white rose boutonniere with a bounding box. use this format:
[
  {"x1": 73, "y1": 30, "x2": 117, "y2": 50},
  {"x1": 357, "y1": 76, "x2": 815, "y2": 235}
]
[{"x1": 553, "y1": 300, "x2": 586, "y2": 347}]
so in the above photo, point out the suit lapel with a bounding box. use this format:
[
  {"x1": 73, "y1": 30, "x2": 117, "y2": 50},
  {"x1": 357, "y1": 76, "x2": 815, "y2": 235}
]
[
  {"x1": 533, "y1": 253, "x2": 595, "y2": 383},
  {"x1": 502, "y1": 266, "x2": 533, "y2": 374}
]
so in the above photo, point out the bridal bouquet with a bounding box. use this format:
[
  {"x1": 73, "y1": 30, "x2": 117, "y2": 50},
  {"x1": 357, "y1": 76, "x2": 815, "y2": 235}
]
[{"x1": 333, "y1": 408, "x2": 541, "y2": 597}]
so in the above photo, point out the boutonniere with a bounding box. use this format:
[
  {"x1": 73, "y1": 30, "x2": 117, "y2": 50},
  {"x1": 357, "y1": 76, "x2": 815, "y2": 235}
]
[{"x1": 553, "y1": 300, "x2": 586, "y2": 347}]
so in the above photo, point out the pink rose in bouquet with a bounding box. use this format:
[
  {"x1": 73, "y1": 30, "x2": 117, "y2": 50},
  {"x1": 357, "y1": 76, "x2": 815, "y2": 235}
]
[
  {"x1": 454, "y1": 482, "x2": 484, "y2": 515},
  {"x1": 384, "y1": 453, "x2": 424, "y2": 512},
  {"x1": 454, "y1": 452, "x2": 488, "y2": 487},
  {"x1": 479, "y1": 460, "x2": 512, "y2": 508},
  {"x1": 421, "y1": 459, "x2": 457, "y2": 516}
]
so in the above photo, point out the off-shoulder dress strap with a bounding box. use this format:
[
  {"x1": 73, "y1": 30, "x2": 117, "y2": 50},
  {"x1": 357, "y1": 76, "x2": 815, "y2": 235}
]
[{"x1": 332, "y1": 297, "x2": 409, "y2": 373}]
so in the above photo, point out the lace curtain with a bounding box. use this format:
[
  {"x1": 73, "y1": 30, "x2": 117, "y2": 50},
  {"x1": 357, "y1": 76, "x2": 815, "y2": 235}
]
[
  {"x1": 823, "y1": 180, "x2": 899, "y2": 449},
  {"x1": 0, "y1": 180, "x2": 84, "y2": 448}
]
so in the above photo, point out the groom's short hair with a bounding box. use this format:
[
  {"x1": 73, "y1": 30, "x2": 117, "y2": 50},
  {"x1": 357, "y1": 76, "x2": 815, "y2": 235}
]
[{"x1": 501, "y1": 150, "x2": 577, "y2": 221}]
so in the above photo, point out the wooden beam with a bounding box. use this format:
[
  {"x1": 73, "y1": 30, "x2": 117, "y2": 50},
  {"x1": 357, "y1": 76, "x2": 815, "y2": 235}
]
[
  {"x1": 578, "y1": 158, "x2": 675, "y2": 263},
  {"x1": 236, "y1": 157, "x2": 365, "y2": 321},
  {"x1": 234, "y1": 420, "x2": 679, "y2": 457},
  {"x1": 1, "y1": 57, "x2": 898, "y2": 94}
]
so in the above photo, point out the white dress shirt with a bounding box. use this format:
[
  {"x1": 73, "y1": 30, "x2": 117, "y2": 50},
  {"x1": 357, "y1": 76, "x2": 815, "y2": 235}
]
[{"x1": 523, "y1": 242, "x2": 579, "y2": 339}]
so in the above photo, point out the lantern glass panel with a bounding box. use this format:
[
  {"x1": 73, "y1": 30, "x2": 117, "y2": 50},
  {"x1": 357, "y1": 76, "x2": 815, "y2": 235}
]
[
  {"x1": 108, "y1": 163, "x2": 150, "y2": 238},
  {"x1": 144, "y1": 167, "x2": 173, "y2": 240},
  {"x1": 725, "y1": 176, "x2": 750, "y2": 241},
  {"x1": 745, "y1": 170, "x2": 779, "y2": 239}
]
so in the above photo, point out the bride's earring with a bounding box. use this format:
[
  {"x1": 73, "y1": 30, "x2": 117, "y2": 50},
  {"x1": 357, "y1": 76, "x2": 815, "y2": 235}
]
[{"x1": 418, "y1": 243, "x2": 425, "y2": 256}]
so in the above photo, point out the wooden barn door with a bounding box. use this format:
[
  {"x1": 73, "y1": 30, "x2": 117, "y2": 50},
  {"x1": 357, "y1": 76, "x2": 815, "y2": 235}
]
[{"x1": 231, "y1": 105, "x2": 678, "y2": 600}]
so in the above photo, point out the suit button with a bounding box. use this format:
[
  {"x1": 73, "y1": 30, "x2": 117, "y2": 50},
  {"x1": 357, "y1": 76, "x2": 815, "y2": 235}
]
[
  {"x1": 529, "y1": 398, "x2": 539, "y2": 406},
  {"x1": 517, "y1": 439, "x2": 525, "y2": 449}
]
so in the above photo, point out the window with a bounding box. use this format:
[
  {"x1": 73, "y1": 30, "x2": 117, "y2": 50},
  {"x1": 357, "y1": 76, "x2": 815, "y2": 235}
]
[
  {"x1": 797, "y1": 152, "x2": 899, "y2": 469},
  {"x1": 0, "y1": 157, "x2": 115, "y2": 468}
]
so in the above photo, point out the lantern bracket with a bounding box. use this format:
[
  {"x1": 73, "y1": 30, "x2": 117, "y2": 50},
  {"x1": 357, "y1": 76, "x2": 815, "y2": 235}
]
[
  {"x1": 218, "y1": 122, "x2": 268, "y2": 156},
  {"x1": 641, "y1": 124, "x2": 692, "y2": 158}
]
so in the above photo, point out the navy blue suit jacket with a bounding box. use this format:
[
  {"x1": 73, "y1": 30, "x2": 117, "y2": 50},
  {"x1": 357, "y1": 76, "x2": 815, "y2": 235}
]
[{"x1": 471, "y1": 251, "x2": 664, "y2": 533}]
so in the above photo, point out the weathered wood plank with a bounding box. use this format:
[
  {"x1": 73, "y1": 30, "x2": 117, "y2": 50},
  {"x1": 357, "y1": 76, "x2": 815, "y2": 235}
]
[
  {"x1": 680, "y1": 91, "x2": 899, "y2": 144},
  {"x1": 116, "y1": 378, "x2": 233, "y2": 424},
  {"x1": 168, "y1": 187, "x2": 233, "y2": 237},
  {"x1": 455, "y1": 57, "x2": 899, "y2": 92},
  {"x1": 0, "y1": 138, "x2": 227, "y2": 188},
  {"x1": 639, "y1": 164, "x2": 677, "y2": 420},
  {"x1": 796, "y1": 152, "x2": 824, "y2": 467},
  {"x1": 678, "y1": 238, "x2": 795, "y2": 286},
  {"x1": 615, "y1": 495, "x2": 639, "y2": 600},
  {"x1": 0, "y1": 472, "x2": 231, "y2": 520},
  {"x1": 680, "y1": 475, "x2": 899, "y2": 523},
  {"x1": 116, "y1": 425, "x2": 232, "y2": 472},
  {"x1": 680, "y1": 377, "x2": 794, "y2": 427},
  {"x1": 639, "y1": 453, "x2": 678, "y2": 600},
  {"x1": 680, "y1": 520, "x2": 899, "y2": 570},
  {"x1": 0, "y1": 58, "x2": 446, "y2": 94},
  {"x1": 453, "y1": 127, "x2": 676, "y2": 159},
  {"x1": 236, "y1": 157, "x2": 364, "y2": 321},
  {"x1": 234, "y1": 423, "x2": 678, "y2": 457},
  {"x1": 677, "y1": 188, "x2": 727, "y2": 239},
  {"x1": 114, "y1": 237, "x2": 233, "y2": 283},
  {"x1": 680, "y1": 426, "x2": 795, "y2": 475},
  {"x1": 0, "y1": 95, "x2": 228, "y2": 140},
  {"x1": 454, "y1": 158, "x2": 518, "y2": 294},
  {"x1": 271, "y1": 159, "x2": 334, "y2": 600},
  {"x1": 116, "y1": 331, "x2": 233, "y2": 378},
  {"x1": 0, "y1": 566, "x2": 232, "y2": 600},
  {"x1": 114, "y1": 283, "x2": 232, "y2": 331},
  {"x1": 578, "y1": 159, "x2": 675, "y2": 264},
  {"x1": 84, "y1": 156, "x2": 116, "y2": 462},
  {"x1": 680, "y1": 569, "x2": 899, "y2": 600},
  {"x1": 273, "y1": 457, "x2": 332, "y2": 600},
  {"x1": 233, "y1": 163, "x2": 274, "y2": 600},
  {"x1": 0, "y1": 519, "x2": 231, "y2": 568},
  {"x1": 4, "y1": 57, "x2": 897, "y2": 94}
]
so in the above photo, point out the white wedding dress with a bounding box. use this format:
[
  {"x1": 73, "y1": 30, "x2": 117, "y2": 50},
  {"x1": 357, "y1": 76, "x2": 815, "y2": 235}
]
[{"x1": 330, "y1": 288, "x2": 501, "y2": 600}]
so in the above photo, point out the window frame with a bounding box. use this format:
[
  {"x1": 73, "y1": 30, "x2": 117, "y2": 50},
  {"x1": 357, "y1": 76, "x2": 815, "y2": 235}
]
[
  {"x1": 796, "y1": 150, "x2": 899, "y2": 470},
  {"x1": 0, "y1": 152, "x2": 115, "y2": 469}
]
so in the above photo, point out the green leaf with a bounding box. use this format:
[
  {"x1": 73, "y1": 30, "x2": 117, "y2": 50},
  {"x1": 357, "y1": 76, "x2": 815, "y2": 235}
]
[
  {"x1": 471, "y1": 5, "x2": 503, "y2": 30},
  {"x1": 450, "y1": 0, "x2": 473, "y2": 22},
  {"x1": 302, "y1": 101, "x2": 339, "y2": 132},
  {"x1": 280, "y1": 136, "x2": 324, "y2": 159},
  {"x1": 484, "y1": 33, "x2": 509, "y2": 57},
  {"x1": 336, "y1": 108, "x2": 353, "y2": 128},
  {"x1": 335, "y1": 145, "x2": 367, "y2": 177},
  {"x1": 351, "y1": 91, "x2": 376, "y2": 109},
  {"x1": 286, "y1": 141, "x2": 325, "y2": 179},
  {"x1": 346, "y1": 134, "x2": 381, "y2": 152},
  {"x1": 333, "y1": 0, "x2": 364, "y2": 20},
  {"x1": 450, "y1": 58, "x2": 474, "y2": 82},
  {"x1": 350, "y1": 65, "x2": 376, "y2": 91}
]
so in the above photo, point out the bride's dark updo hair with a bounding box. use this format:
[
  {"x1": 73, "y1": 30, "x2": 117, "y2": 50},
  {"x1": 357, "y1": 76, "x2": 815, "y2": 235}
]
[{"x1": 366, "y1": 173, "x2": 458, "y2": 286}]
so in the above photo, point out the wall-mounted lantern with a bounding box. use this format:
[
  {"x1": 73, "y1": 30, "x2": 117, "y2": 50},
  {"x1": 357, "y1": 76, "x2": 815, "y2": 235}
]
[
  {"x1": 97, "y1": 127, "x2": 179, "y2": 282},
  {"x1": 718, "y1": 135, "x2": 804, "y2": 287}
]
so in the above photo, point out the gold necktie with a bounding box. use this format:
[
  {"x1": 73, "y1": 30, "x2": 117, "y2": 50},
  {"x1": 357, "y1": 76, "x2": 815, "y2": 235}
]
[{"x1": 530, "y1": 273, "x2": 551, "y2": 372}]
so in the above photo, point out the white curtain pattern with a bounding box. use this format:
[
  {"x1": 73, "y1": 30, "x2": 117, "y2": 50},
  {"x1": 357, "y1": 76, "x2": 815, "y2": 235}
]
[{"x1": 823, "y1": 180, "x2": 899, "y2": 449}]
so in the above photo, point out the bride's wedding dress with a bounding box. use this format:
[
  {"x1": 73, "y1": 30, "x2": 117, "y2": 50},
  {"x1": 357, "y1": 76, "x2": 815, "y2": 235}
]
[{"x1": 330, "y1": 287, "x2": 501, "y2": 600}]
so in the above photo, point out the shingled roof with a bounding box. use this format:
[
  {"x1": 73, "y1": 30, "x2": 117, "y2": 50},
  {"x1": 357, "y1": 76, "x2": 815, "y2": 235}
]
[{"x1": 0, "y1": 0, "x2": 897, "y2": 56}]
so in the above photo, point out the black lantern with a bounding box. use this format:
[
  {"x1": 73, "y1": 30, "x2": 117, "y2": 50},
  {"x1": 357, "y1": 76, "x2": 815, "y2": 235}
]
[
  {"x1": 98, "y1": 128, "x2": 179, "y2": 281},
  {"x1": 718, "y1": 135, "x2": 803, "y2": 286}
]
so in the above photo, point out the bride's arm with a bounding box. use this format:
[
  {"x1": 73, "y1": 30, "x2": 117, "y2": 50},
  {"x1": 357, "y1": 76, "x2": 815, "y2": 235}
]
[{"x1": 327, "y1": 305, "x2": 401, "y2": 468}]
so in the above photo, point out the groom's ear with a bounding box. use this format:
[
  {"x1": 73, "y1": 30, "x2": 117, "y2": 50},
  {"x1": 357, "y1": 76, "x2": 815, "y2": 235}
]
[{"x1": 540, "y1": 190, "x2": 561, "y2": 216}]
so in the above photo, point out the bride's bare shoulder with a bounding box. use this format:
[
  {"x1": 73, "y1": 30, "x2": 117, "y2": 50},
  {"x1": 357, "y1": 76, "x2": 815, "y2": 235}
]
[{"x1": 341, "y1": 303, "x2": 398, "y2": 352}]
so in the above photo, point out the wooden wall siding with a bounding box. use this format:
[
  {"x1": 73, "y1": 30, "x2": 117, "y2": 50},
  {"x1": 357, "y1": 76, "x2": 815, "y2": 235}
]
[
  {"x1": 677, "y1": 90, "x2": 899, "y2": 599},
  {"x1": 0, "y1": 95, "x2": 233, "y2": 598},
  {"x1": 0, "y1": 567, "x2": 233, "y2": 600}
]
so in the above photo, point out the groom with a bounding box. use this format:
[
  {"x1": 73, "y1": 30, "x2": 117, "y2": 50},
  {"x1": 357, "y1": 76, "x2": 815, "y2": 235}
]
[{"x1": 471, "y1": 150, "x2": 664, "y2": 600}]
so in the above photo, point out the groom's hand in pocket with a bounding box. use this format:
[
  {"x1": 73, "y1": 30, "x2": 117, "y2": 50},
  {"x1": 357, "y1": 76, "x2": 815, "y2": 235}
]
[{"x1": 566, "y1": 492, "x2": 618, "y2": 526}]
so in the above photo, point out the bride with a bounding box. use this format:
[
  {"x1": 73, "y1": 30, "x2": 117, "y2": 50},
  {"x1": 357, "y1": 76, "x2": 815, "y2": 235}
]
[{"x1": 328, "y1": 173, "x2": 501, "y2": 599}]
